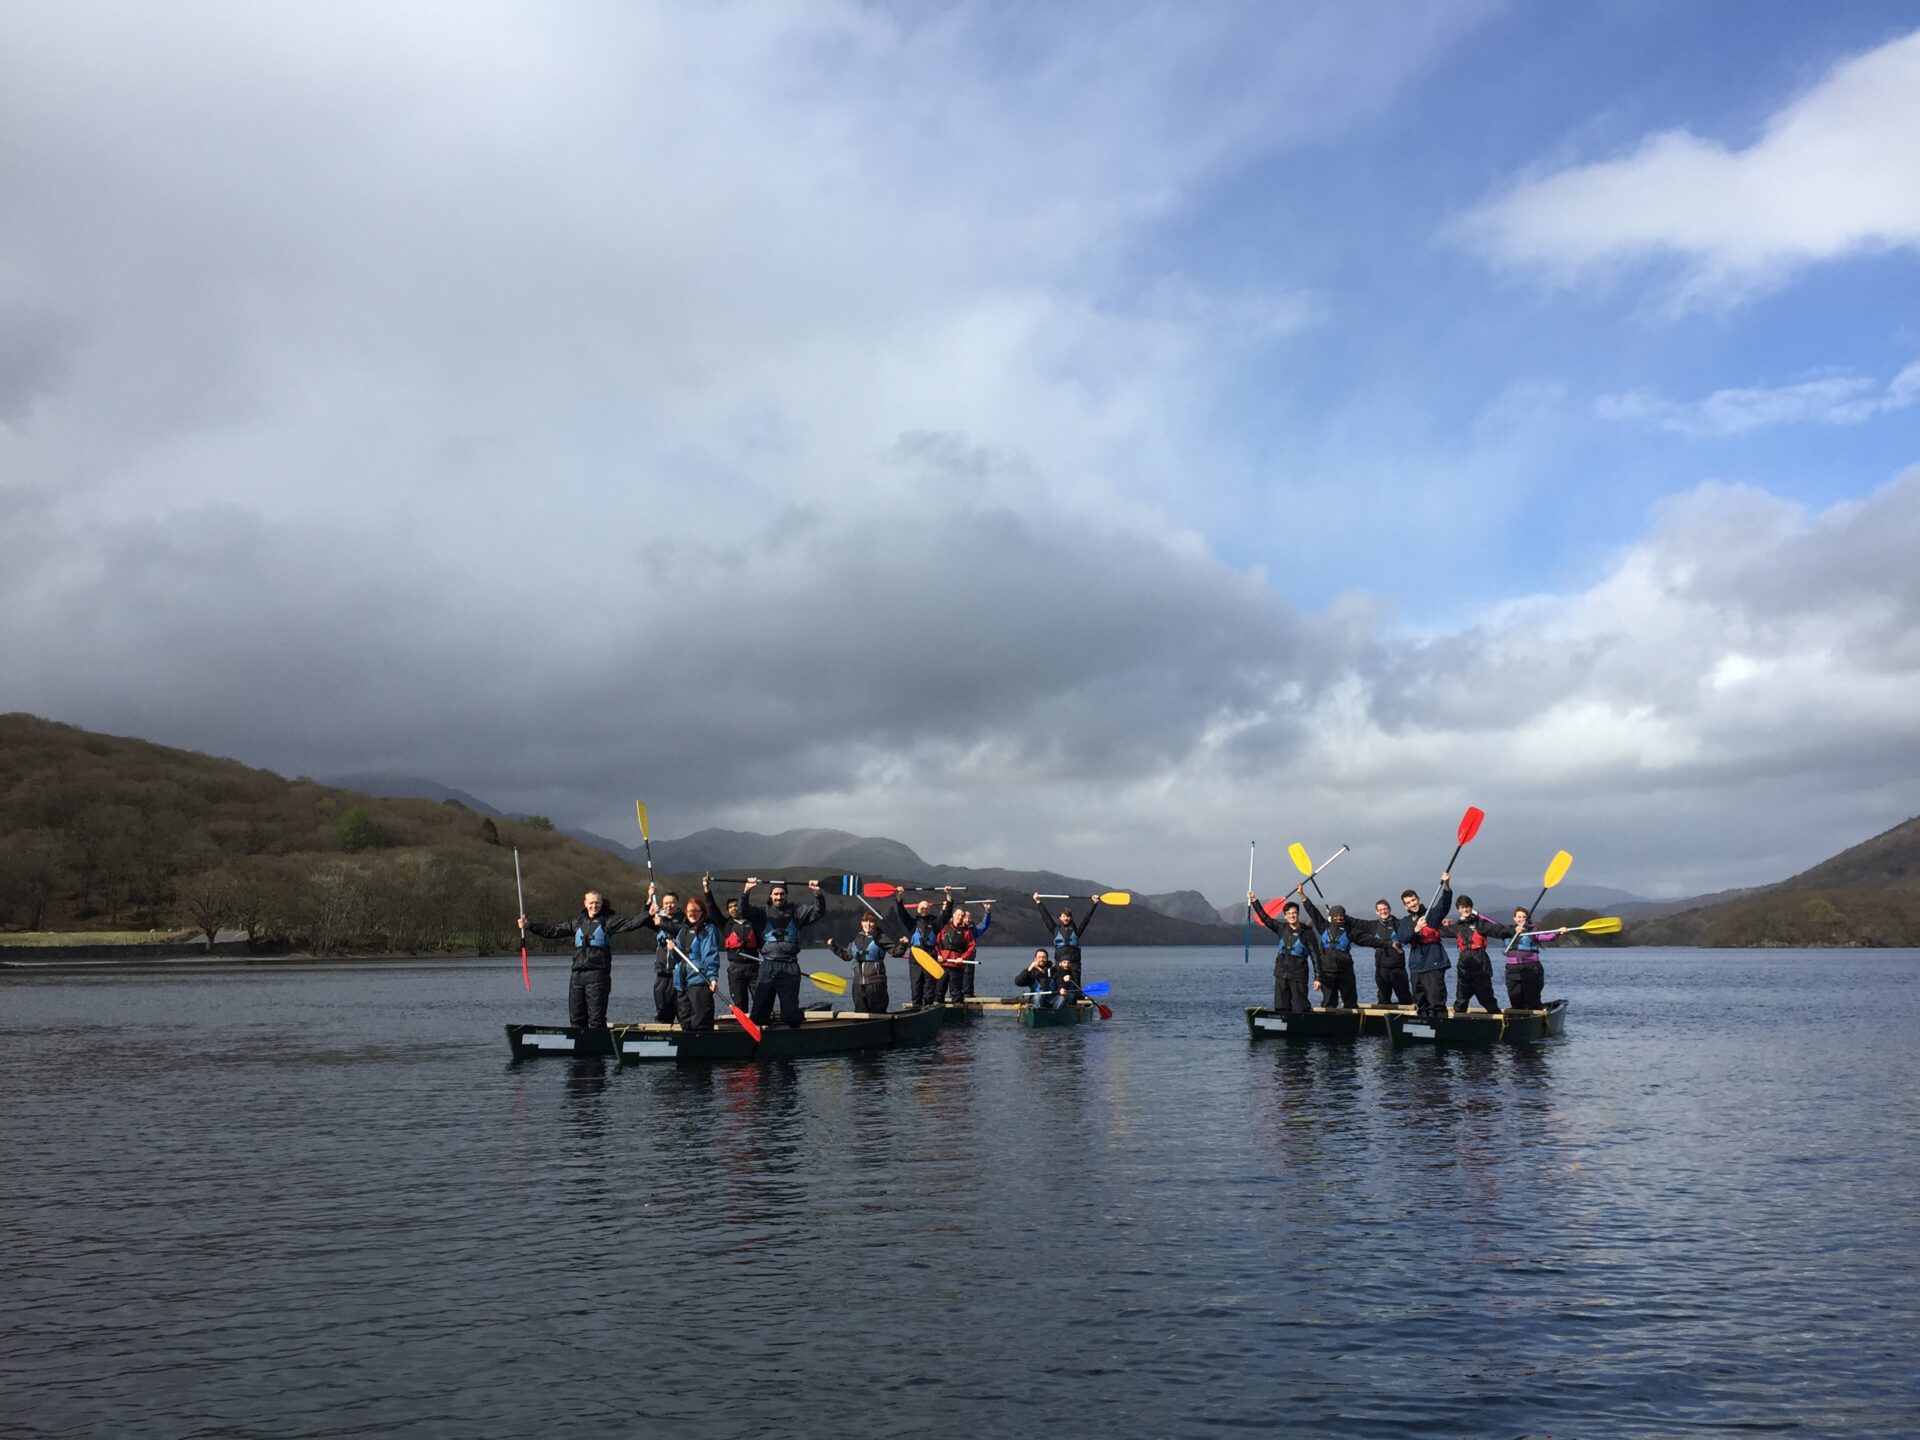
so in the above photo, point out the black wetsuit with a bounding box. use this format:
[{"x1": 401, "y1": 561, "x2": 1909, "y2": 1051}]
[
  {"x1": 744, "y1": 892, "x2": 826, "y2": 1029},
  {"x1": 1251, "y1": 904, "x2": 1324, "y2": 1014},
  {"x1": 1302, "y1": 898, "x2": 1359, "y2": 1009},
  {"x1": 1350, "y1": 916, "x2": 1413, "y2": 1004},
  {"x1": 834, "y1": 933, "x2": 892, "y2": 1014},
  {"x1": 525, "y1": 907, "x2": 652, "y2": 1030}
]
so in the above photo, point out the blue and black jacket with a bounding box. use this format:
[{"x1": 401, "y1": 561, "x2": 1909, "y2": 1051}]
[
  {"x1": 1386, "y1": 886, "x2": 1453, "y2": 976},
  {"x1": 525, "y1": 908, "x2": 653, "y2": 971},
  {"x1": 743, "y1": 892, "x2": 827, "y2": 969},
  {"x1": 672, "y1": 922, "x2": 722, "y2": 992},
  {"x1": 1251, "y1": 900, "x2": 1325, "y2": 978}
]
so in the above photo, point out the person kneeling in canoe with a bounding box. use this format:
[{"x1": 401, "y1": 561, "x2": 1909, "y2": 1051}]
[
  {"x1": 1386, "y1": 875, "x2": 1452, "y2": 1021},
  {"x1": 672, "y1": 895, "x2": 722, "y2": 1032},
  {"x1": 1503, "y1": 907, "x2": 1566, "y2": 1011},
  {"x1": 742, "y1": 878, "x2": 827, "y2": 1029},
  {"x1": 519, "y1": 890, "x2": 654, "y2": 1032},
  {"x1": 1443, "y1": 895, "x2": 1508, "y2": 1014},
  {"x1": 1014, "y1": 947, "x2": 1064, "y2": 1007},
  {"x1": 1300, "y1": 895, "x2": 1361, "y2": 1009},
  {"x1": 829, "y1": 910, "x2": 892, "y2": 1014},
  {"x1": 1249, "y1": 893, "x2": 1323, "y2": 1015}
]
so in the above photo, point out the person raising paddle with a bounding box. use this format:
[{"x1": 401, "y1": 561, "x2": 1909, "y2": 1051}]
[
  {"x1": 1503, "y1": 906, "x2": 1566, "y2": 1011},
  {"x1": 934, "y1": 904, "x2": 978, "y2": 1005},
  {"x1": 1443, "y1": 894, "x2": 1507, "y2": 1015},
  {"x1": 672, "y1": 895, "x2": 722, "y2": 1032},
  {"x1": 705, "y1": 876, "x2": 760, "y2": 1018},
  {"x1": 641, "y1": 883, "x2": 684, "y2": 1024},
  {"x1": 519, "y1": 890, "x2": 654, "y2": 1033},
  {"x1": 1351, "y1": 899, "x2": 1414, "y2": 1005},
  {"x1": 1034, "y1": 893, "x2": 1101, "y2": 988},
  {"x1": 741, "y1": 877, "x2": 827, "y2": 1030},
  {"x1": 1300, "y1": 895, "x2": 1360, "y2": 1010},
  {"x1": 895, "y1": 891, "x2": 956, "y2": 1008},
  {"x1": 1249, "y1": 893, "x2": 1323, "y2": 1015},
  {"x1": 1386, "y1": 874, "x2": 1452, "y2": 1021}
]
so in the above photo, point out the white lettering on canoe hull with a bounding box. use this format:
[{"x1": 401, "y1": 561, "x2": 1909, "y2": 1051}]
[
  {"x1": 521, "y1": 1032, "x2": 577, "y2": 1051},
  {"x1": 623, "y1": 1039, "x2": 676, "y2": 1059},
  {"x1": 1253, "y1": 1017, "x2": 1288, "y2": 1033},
  {"x1": 1404, "y1": 1024, "x2": 1435, "y2": 1038}
]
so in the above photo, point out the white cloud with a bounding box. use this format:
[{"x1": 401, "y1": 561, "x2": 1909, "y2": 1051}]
[
  {"x1": 1596, "y1": 360, "x2": 1920, "y2": 436},
  {"x1": 1457, "y1": 27, "x2": 1920, "y2": 303}
]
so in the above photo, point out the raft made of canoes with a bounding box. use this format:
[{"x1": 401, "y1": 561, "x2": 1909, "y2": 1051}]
[
  {"x1": 505, "y1": 1004, "x2": 943, "y2": 1065},
  {"x1": 1018, "y1": 999, "x2": 1098, "y2": 1028},
  {"x1": 1386, "y1": 999, "x2": 1568, "y2": 1048},
  {"x1": 1245, "y1": 1005, "x2": 1407, "y2": 1040}
]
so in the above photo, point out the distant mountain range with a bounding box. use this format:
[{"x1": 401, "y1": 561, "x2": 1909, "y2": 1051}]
[{"x1": 327, "y1": 770, "x2": 1920, "y2": 948}]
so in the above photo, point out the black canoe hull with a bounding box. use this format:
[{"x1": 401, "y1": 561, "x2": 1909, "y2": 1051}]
[
  {"x1": 1246, "y1": 1005, "x2": 1403, "y2": 1039},
  {"x1": 505, "y1": 1005, "x2": 944, "y2": 1064},
  {"x1": 1387, "y1": 999, "x2": 1568, "y2": 1048},
  {"x1": 1019, "y1": 1000, "x2": 1096, "y2": 1028}
]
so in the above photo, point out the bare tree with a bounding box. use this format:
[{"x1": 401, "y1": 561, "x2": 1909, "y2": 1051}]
[{"x1": 178, "y1": 867, "x2": 238, "y2": 952}]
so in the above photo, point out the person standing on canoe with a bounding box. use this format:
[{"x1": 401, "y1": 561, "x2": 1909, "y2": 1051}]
[
  {"x1": 641, "y1": 884, "x2": 685, "y2": 1024},
  {"x1": 519, "y1": 890, "x2": 654, "y2": 1032},
  {"x1": 1033, "y1": 893, "x2": 1101, "y2": 988},
  {"x1": 1503, "y1": 907, "x2": 1566, "y2": 1011},
  {"x1": 1248, "y1": 894, "x2": 1323, "y2": 1015},
  {"x1": 934, "y1": 904, "x2": 978, "y2": 1005},
  {"x1": 1300, "y1": 895, "x2": 1361, "y2": 1010},
  {"x1": 672, "y1": 895, "x2": 722, "y2": 1032},
  {"x1": 1386, "y1": 875, "x2": 1452, "y2": 1021},
  {"x1": 1352, "y1": 898, "x2": 1413, "y2": 1005},
  {"x1": 895, "y1": 891, "x2": 956, "y2": 1008},
  {"x1": 741, "y1": 877, "x2": 827, "y2": 1029},
  {"x1": 829, "y1": 910, "x2": 892, "y2": 1014},
  {"x1": 1443, "y1": 895, "x2": 1506, "y2": 1014},
  {"x1": 705, "y1": 876, "x2": 760, "y2": 1018},
  {"x1": 957, "y1": 902, "x2": 992, "y2": 999}
]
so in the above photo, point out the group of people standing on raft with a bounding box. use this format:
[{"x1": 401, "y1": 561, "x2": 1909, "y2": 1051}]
[
  {"x1": 1248, "y1": 872, "x2": 1566, "y2": 1021},
  {"x1": 519, "y1": 879, "x2": 1101, "y2": 1034}
]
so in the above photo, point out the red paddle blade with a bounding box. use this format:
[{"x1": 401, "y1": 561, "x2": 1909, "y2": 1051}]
[
  {"x1": 729, "y1": 1004, "x2": 763, "y2": 1042},
  {"x1": 1094, "y1": 1001, "x2": 1113, "y2": 1020},
  {"x1": 1262, "y1": 897, "x2": 1290, "y2": 919},
  {"x1": 520, "y1": 946, "x2": 531, "y2": 993},
  {"x1": 861, "y1": 881, "x2": 901, "y2": 899},
  {"x1": 1456, "y1": 806, "x2": 1485, "y2": 845}
]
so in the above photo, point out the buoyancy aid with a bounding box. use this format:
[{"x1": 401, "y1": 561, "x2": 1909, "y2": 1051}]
[{"x1": 935, "y1": 923, "x2": 975, "y2": 966}]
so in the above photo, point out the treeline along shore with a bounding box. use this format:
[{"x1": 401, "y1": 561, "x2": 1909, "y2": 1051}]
[
  {"x1": 0, "y1": 715, "x2": 1236, "y2": 957},
  {"x1": 3, "y1": 713, "x2": 1916, "y2": 955}
]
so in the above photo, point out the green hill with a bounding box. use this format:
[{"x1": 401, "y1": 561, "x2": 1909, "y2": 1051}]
[
  {"x1": 1623, "y1": 816, "x2": 1920, "y2": 947},
  {"x1": 0, "y1": 714, "x2": 1236, "y2": 954}
]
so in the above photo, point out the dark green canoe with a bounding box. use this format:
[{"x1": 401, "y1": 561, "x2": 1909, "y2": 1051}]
[
  {"x1": 505, "y1": 1004, "x2": 944, "y2": 1065},
  {"x1": 1386, "y1": 998, "x2": 1568, "y2": 1048},
  {"x1": 1019, "y1": 999, "x2": 1096, "y2": 1028}
]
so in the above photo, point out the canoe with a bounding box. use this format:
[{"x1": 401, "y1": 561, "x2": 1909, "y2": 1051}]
[
  {"x1": 505, "y1": 1004, "x2": 944, "y2": 1065},
  {"x1": 1019, "y1": 999, "x2": 1097, "y2": 1028},
  {"x1": 1245, "y1": 1005, "x2": 1406, "y2": 1040},
  {"x1": 1386, "y1": 999, "x2": 1568, "y2": 1048}
]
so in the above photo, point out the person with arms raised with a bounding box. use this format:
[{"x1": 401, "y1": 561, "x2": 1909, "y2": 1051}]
[
  {"x1": 641, "y1": 884, "x2": 684, "y2": 1024},
  {"x1": 741, "y1": 877, "x2": 827, "y2": 1030},
  {"x1": 1443, "y1": 894, "x2": 1507, "y2": 1014},
  {"x1": 1301, "y1": 895, "x2": 1361, "y2": 1010},
  {"x1": 519, "y1": 889, "x2": 654, "y2": 1034},
  {"x1": 672, "y1": 894, "x2": 722, "y2": 1032},
  {"x1": 895, "y1": 891, "x2": 956, "y2": 1008},
  {"x1": 1503, "y1": 906, "x2": 1565, "y2": 1011},
  {"x1": 705, "y1": 877, "x2": 760, "y2": 1018},
  {"x1": 1249, "y1": 893, "x2": 1324, "y2": 1015},
  {"x1": 1033, "y1": 893, "x2": 1101, "y2": 989},
  {"x1": 1385, "y1": 875, "x2": 1452, "y2": 1021},
  {"x1": 934, "y1": 903, "x2": 978, "y2": 1005}
]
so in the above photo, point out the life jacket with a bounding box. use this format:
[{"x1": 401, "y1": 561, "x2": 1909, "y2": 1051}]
[
  {"x1": 1052, "y1": 924, "x2": 1079, "y2": 948},
  {"x1": 908, "y1": 911, "x2": 942, "y2": 949},
  {"x1": 1323, "y1": 924, "x2": 1352, "y2": 956},
  {"x1": 723, "y1": 918, "x2": 758, "y2": 954},
  {"x1": 936, "y1": 923, "x2": 974, "y2": 965},
  {"x1": 1507, "y1": 932, "x2": 1543, "y2": 960},
  {"x1": 847, "y1": 935, "x2": 886, "y2": 969},
  {"x1": 1457, "y1": 918, "x2": 1488, "y2": 953},
  {"x1": 574, "y1": 920, "x2": 610, "y2": 950},
  {"x1": 763, "y1": 912, "x2": 800, "y2": 948},
  {"x1": 1275, "y1": 928, "x2": 1311, "y2": 961}
]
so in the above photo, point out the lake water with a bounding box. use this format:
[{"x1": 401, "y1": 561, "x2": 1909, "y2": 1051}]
[{"x1": 3, "y1": 946, "x2": 1917, "y2": 1438}]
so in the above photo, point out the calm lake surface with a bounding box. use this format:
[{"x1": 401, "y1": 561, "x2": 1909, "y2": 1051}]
[{"x1": 4, "y1": 946, "x2": 1917, "y2": 1438}]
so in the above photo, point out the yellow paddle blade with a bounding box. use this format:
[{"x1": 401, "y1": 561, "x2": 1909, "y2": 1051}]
[
  {"x1": 1579, "y1": 916, "x2": 1622, "y2": 935},
  {"x1": 1288, "y1": 843, "x2": 1313, "y2": 876},
  {"x1": 1543, "y1": 850, "x2": 1573, "y2": 888},
  {"x1": 806, "y1": 971, "x2": 848, "y2": 996},
  {"x1": 1098, "y1": 891, "x2": 1132, "y2": 906},
  {"x1": 634, "y1": 800, "x2": 650, "y2": 840},
  {"x1": 911, "y1": 946, "x2": 944, "y2": 978}
]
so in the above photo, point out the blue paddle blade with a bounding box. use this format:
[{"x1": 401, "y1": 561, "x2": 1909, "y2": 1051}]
[{"x1": 1082, "y1": 981, "x2": 1111, "y2": 997}]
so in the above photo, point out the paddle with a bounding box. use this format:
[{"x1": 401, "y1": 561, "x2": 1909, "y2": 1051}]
[
  {"x1": 1243, "y1": 840, "x2": 1255, "y2": 965},
  {"x1": 730, "y1": 1004, "x2": 763, "y2": 1041},
  {"x1": 1522, "y1": 916, "x2": 1621, "y2": 938},
  {"x1": 1034, "y1": 891, "x2": 1132, "y2": 905},
  {"x1": 713, "y1": 874, "x2": 865, "y2": 896},
  {"x1": 1071, "y1": 987, "x2": 1114, "y2": 1021},
  {"x1": 859, "y1": 882, "x2": 968, "y2": 898},
  {"x1": 1288, "y1": 843, "x2": 1327, "y2": 902},
  {"x1": 634, "y1": 800, "x2": 654, "y2": 881},
  {"x1": 1509, "y1": 850, "x2": 1573, "y2": 954},
  {"x1": 1259, "y1": 845, "x2": 1350, "y2": 916},
  {"x1": 1429, "y1": 807, "x2": 1484, "y2": 912},
  {"x1": 909, "y1": 946, "x2": 946, "y2": 980},
  {"x1": 512, "y1": 847, "x2": 531, "y2": 993}
]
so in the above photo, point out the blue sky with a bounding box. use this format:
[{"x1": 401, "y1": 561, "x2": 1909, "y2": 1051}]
[{"x1": 1, "y1": 2, "x2": 1916, "y2": 903}]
